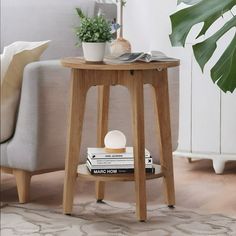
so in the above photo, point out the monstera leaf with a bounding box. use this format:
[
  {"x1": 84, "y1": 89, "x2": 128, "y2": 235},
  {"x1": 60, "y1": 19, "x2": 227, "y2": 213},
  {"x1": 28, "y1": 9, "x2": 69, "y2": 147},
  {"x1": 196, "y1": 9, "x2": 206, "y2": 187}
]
[{"x1": 170, "y1": 0, "x2": 236, "y2": 93}]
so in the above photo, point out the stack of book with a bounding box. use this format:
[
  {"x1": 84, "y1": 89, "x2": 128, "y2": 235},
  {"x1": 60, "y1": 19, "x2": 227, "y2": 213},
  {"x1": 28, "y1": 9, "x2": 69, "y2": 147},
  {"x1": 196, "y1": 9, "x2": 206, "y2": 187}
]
[{"x1": 86, "y1": 147, "x2": 154, "y2": 174}]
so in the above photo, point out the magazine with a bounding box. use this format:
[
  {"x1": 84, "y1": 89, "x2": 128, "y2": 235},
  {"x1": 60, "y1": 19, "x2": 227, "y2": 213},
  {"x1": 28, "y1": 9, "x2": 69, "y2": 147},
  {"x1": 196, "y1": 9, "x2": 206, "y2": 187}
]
[{"x1": 104, "y1": 51, "x2": 177, "y2": 64}]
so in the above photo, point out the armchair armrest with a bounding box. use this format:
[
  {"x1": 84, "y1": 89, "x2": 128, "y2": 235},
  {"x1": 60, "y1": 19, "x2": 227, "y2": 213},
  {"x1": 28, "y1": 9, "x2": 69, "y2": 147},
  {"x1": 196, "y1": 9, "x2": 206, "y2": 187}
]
[{"x1": 7, "y1": 60, "x2": 70, "y2": 171}]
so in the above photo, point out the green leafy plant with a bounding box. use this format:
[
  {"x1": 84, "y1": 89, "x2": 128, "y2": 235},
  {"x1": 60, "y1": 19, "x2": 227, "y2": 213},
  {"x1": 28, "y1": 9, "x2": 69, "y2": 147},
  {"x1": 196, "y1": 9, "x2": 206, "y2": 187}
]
[
  {"x1": 170, "y1": 0, "x2": 236, "y2": 93},
  {"x1": 75, "y1": 8, "x2": 112, "y2": 44}
]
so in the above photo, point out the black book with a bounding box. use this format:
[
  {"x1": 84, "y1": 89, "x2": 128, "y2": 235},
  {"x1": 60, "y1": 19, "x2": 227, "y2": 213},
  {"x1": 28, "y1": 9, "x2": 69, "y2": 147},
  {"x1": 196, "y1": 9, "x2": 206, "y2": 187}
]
[{"x1": 86, "y1": 162, "x2": 155, "y2": 175}]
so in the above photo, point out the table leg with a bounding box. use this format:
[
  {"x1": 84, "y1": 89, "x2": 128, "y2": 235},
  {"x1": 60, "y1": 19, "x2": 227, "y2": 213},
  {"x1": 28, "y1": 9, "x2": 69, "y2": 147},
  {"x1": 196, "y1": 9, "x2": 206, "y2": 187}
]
[
  {"x1": 96, "y1": 85, "x2": 110, "y2": 201},
  {"x1": 152, "y1": 69, "x2": 175, "y2": 207},
  {"x1": 63, "y1": 69, "x2": 88, "y2": 214},
  {"x1": 128, "y1": 73, "x2": 147, "y2": 221}
]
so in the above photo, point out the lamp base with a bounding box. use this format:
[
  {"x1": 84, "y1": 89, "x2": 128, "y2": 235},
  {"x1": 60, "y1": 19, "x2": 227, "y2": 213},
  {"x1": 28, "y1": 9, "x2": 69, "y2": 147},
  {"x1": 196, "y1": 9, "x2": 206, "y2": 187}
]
[{"x1": 105, "y1": 147, "x2": 126, "y2": 153}]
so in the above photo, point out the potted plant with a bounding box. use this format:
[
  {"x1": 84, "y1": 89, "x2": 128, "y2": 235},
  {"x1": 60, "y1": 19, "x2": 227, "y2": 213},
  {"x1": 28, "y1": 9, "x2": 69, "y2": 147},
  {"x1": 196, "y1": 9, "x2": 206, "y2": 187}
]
[{"x1": 75, "y1": 8, "x2": 112, "y2": 62}]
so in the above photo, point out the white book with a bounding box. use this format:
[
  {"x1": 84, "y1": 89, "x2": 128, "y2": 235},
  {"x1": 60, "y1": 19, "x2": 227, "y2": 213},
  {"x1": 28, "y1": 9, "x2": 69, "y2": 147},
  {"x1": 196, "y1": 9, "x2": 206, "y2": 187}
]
[
  {"x1": 86, "y1": 160, "x2": 153, "y2": 169},
  {"x1": 87, "y1": 155, "x2": 153, "y2": 166},
  {"x1": 87, "y1": 147, "x2": 151, "y2": 158}
]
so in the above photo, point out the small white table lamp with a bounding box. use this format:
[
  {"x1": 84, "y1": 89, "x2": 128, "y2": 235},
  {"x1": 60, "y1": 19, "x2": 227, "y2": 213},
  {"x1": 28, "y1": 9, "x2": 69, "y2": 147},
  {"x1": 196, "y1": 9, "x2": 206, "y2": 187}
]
[{"x1": 104, "y1": 130, "x2": 126, "y2": 153}]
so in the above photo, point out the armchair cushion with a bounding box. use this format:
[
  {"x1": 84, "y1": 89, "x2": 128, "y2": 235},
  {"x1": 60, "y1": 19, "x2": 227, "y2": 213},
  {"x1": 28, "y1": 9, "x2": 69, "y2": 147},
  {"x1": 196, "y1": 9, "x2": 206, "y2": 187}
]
[
  {"x1": 1, "y1": 41, "x2": 50, "y2": 142},
  {"x1": 4, "y1": 60, "x2": 70, "y2": 171}
]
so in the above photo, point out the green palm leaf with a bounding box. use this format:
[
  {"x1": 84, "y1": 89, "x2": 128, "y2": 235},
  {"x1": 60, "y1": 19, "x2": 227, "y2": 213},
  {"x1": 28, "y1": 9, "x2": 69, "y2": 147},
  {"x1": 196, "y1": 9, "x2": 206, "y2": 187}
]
[
  {"x1": 193, "y1": 16, "x2": 236, "y2": 71},
  {"x1": 170, "y1": 0, "x2": 235, "y2": 47},
  {"x1": 169, "y1": 0, "x2": 236, "y2": 92},
  {"x1": 210, "y1": 34, "x2": 236, "y2": 93}
]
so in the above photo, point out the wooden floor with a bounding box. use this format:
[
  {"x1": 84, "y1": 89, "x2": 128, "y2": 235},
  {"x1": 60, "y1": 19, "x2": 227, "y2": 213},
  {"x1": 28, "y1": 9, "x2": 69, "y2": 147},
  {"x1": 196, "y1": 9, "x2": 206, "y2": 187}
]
[{"x1": 1, "y1": 158, "x2": 236, "y2": 217}]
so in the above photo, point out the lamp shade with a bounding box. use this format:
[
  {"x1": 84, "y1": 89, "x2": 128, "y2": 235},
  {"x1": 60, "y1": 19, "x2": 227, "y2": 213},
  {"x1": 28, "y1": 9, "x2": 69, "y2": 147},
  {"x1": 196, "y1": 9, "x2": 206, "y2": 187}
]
[{"x1": 104, "y1": 130, "x2": 126, "y2": 152}]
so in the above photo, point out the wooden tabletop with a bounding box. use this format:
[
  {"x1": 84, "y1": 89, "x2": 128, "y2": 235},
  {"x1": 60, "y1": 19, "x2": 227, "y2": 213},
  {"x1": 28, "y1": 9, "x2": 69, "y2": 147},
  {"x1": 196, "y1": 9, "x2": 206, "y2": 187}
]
[{"x1": 61, "y1": 57, "x2": 180, "y2": 70}]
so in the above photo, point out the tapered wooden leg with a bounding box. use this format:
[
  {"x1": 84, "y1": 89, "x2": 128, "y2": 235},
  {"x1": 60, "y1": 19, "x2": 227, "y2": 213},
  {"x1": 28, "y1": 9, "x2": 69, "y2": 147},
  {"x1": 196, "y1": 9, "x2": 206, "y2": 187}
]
[
  {"x1": 152, "y1": 69, "x2": 175, "y2": 206},
  {"x1": 95, "y1": 182, "x2": 105, "y2": 202},
  {"x1": 128, "y1": 72, "x2": 147, "y2": 221},
  {"x1": 13, "y1": 169, "x2": 31, "y2": 203},
  {"x1": 96, "y1": 85, "x2": 110, "y2": 201},
  {"x1": 63, "y1": 69, "x2": 88, "y2": 214}
]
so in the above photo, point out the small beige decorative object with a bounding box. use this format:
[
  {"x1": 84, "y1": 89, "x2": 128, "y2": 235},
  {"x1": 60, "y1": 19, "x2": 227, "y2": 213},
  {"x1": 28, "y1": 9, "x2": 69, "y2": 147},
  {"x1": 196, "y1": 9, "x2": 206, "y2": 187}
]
[
  {"x1": 110, "y1": 37, "x2": 131, "y2": 56},
  {"x1": 104, "y1": 130, "x2": 126, "y2": 153}
]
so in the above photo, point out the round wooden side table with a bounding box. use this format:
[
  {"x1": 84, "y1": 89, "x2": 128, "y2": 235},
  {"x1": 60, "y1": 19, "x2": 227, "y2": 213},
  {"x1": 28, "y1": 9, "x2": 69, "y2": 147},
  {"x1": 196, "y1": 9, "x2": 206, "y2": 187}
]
[{"x1": 61, "y1": 57, "x2": 180, "y2": 221}]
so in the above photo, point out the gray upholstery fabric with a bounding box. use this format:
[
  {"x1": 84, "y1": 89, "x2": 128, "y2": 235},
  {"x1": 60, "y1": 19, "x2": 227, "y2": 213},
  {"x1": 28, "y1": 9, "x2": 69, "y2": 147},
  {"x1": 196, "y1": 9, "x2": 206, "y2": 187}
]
[{"x1": 4, "y1": 61, "x2": 70, "y2": 171}]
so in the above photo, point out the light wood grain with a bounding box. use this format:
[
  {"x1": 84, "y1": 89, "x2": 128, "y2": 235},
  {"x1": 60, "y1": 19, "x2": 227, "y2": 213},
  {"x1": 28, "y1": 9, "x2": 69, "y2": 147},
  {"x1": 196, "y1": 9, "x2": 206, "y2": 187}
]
[
  {"x1": 13, "y1": 169, "x2": 31, "y2": 203},
  {"x1": 63, "y1": 69, "x2": 88, "y2": 214},
  {"x1": 96, "y1": 85, "x2": 110, "y2": 201},
  {"x1": 127, "y1": 71, "x2": 147, "y2": 221},
  {"x1": 104, "y1": 148, "x2": 126, "y2": 153},
  {"x1": 0, "y1": 166, "x2": 63, "y2": 203},
  {"x1": 1, "y1": 167, "x2": 63, "y2": 176},
  {"x1": 152, "y1": 69, "x2": 175, "y2": 206},
  {"x1": 1, "y1": 167, "x2": 13, "y2": 174},
  {"x1": 61, "y1": 58, "x2": 179, "y2": 71},
  {"x1": 61, "y1": 59, "x2": 178, "y2": 221}
]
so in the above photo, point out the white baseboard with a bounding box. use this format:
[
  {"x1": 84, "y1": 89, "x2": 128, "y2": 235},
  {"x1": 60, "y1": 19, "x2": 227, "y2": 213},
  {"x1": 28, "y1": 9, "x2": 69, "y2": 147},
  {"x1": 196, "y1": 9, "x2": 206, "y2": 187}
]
[{"x1": 173, "y1": 150, "x2": 236, "y2": 174}]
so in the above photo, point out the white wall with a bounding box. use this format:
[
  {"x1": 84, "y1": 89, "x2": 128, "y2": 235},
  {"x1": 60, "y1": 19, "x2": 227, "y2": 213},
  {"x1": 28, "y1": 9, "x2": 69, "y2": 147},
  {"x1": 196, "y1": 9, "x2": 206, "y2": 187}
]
[
  {"x1": 0, "y1": 0, "x2": 95, "y2": 59},
  {"x1": 0, "y1": 0, "x2": 117, "y2": 58}
]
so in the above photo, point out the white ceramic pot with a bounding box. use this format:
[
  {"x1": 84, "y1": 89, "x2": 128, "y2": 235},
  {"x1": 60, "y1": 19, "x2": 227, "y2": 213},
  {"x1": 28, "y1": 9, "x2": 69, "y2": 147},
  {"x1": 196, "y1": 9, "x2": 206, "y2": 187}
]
[{"x1": 82, "y1": 42, "x2": 106, "y2": 62}]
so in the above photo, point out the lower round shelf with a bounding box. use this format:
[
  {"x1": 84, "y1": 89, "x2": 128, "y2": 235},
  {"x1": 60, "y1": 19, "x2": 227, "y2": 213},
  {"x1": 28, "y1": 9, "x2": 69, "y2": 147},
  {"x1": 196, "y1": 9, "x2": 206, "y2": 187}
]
[{"x1": 77, "y1": 164, "x2": 164, "y2": 182}]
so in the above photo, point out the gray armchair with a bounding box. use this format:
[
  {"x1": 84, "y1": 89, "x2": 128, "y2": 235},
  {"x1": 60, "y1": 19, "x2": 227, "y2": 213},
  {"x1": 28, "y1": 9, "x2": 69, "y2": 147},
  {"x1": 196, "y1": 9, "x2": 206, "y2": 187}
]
[
  {"x1": 1, "y1": 0, "x2": 179, "y2": 203},
  {"x1": 1, "y1": 61, "x2": 70, "y2": 202}
]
